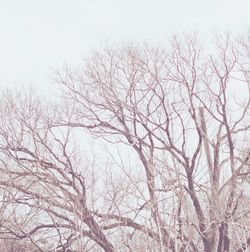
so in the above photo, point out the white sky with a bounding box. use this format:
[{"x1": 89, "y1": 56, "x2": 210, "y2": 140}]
[{"x1": 0, "y1": 0, "x2": 250, "y2": 92}]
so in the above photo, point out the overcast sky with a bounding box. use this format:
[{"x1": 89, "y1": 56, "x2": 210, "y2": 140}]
[{"x1": 1, "y1": 0, "x2": 250, "y2": 92}]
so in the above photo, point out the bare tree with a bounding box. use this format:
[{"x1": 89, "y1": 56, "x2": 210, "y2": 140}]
[
  {"x1": 0, "y1": 33, "x2": 249, "y2": 251},
  {"x1": 0, "y1": 92, "x2": 116, "y2": 251}
]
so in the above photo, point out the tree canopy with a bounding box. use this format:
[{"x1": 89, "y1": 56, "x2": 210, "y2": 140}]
[{"x1": 0, "y1": 33, "x2": 249, "y2": 252}]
